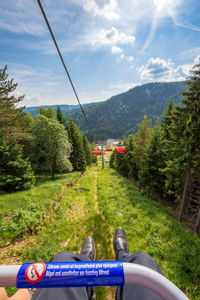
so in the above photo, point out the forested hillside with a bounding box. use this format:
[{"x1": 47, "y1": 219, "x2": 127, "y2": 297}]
[
  {"x1": 110, "y1": 61, "x2": 200, "y2": 233},
  {"x1": 64, "y1": 81, "x2": 185, "y2": 139},
  {"x1": 24, "y1": 82, "x2": 185, "y2": 140}
]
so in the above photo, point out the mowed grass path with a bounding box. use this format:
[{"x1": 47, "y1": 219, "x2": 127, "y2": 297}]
[{"x1": 0, "y1": 165, "x2": 200, "y2": 299}]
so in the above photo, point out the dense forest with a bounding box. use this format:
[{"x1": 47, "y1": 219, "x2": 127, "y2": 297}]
[
  {"x1": 110, "y1": 61, "x2": 200, "y2": 233},
  {"x1": 63, "y1": 81, "x2": 185, "y2": 140},
  {"x1": 0, "y1": 66, "x2": 92, "y2": 193},
  {"x1": 24, "y1": 82, "x2": 185, "y2": 140}
]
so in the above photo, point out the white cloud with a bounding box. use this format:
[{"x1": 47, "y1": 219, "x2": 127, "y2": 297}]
[
  {"x1": 109, "y1": 82, "x2": 139, "y2": 93},
  {"x1": 99, "y1": 81, "x2": 138, "y2": 101},
  {"x1": 0, "y1": 0, "x2": 80, "y2": 36},
  {"x1": 194, "y1": 55, "x2": 200, "y2": 64},
  {"x1": 138, "y1": 57, "x2": 192, "y2": 81},
  {"x1": 111, "y1": 46, "x2": 123, "y2": 54},
  {"x1": 2, "y1": 62, "x2": 74, "y2": 107},
  {"x1": 117, "y1": 54, "x2": 134, "y2": 62},
  {"x1": 126, "y1": 56, "x2": 134, "y2": 62},
  {"x1": 20, "y1": 26, "x2": 135, "y2": 55},
  {"x1": 142, "y1": 0, "x2": 183, "y2": 51},
  {"x1": 180, "y1": 47, "x2": 200, "y2": 60},
  {"x1": 0, "y1": 0, "x2": 46, "y2": 36},
  {"x1": 153, "y1": 0, "x2": 182, "y2": 17},
  {"x1": 83, "y1": 0, "x2": 119, "y2": 20},
  {"x1": 92, "y1": 27, "x2": 135, "y2": 48}
]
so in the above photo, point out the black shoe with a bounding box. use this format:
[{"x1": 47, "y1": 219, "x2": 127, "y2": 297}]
[
  {"x1": 113, "y1": 227, "x2": 129, "y2": 259},
  {"x1": 81, "y1": 237, "x2": 96, "y2": 261}
]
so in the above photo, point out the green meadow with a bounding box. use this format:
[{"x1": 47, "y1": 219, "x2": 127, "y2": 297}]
[{"x1": 0, "y1": 165, "x2": 199, "y2": 299}]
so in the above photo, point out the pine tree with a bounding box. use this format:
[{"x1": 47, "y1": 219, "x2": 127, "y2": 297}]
[
  {"x1": 113, "y1": 153, "x2": 128, "y2": 177},
  {"x1": 39, "y1": 107, "x2": 55, "y2": 119},
  {"x1": 56, "y1": 106, "x2": 66, "y2": 127},
  {"x1": 125, "y1": 135, "x2": 137, "y2": 178},
  {"x1": 175, "y1": 62, "x2": 200, "y2": 220},
  {"x1": 161, "y1": 98, "x2": 175, "y2": 140},
  {"x1": 0, "y1": 139, "x2": 35, "y2": 192},
  {"x1": 139, "y1": 126, "x2": 166, "y2": 197},
  {"x1": 129, "y1": 116, "x2": 152, "y2": 180},
  {"x1": 83, "y1": 136, "x2": 92, "y2": 166},
  {"x1": 109, "y1": 151, "x2": 115, "y2": 168},
  {"x1": 0, "y1": 65, "x2": 28, "y2": 141},
  {"x1": 160, "y1": 99, "x2": 179, "y2": 199},
  {"x1": 67, "y1": 119, "x2": 86, "y2": 172}
]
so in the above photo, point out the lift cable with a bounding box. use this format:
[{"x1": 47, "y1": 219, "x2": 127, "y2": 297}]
[{"x1": 36, "y1": 0, "x2": 91, "y2": 130}]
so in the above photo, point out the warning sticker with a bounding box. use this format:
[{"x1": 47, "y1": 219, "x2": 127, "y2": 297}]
[
  {"x1": 17, "y1": 261, "x2": 124, "y2": 289},
  {"x1": 25, "y1": 263, "x2": 46, "y2": 284}
]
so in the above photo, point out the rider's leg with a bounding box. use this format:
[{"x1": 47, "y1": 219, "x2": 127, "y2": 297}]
[
  {"x1": 31, "y1": 238, "x2": 96, "y2": 300},
  {"x1": 114, "y1": 228, "x2": 163, "y2": 300}
]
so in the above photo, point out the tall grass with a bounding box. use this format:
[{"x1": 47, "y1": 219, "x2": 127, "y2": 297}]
[{"x1": 0, "y1": 172, "x2": 79, "y2": 245}]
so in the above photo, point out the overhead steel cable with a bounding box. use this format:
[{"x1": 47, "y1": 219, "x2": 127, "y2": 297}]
[{"x1": 36, "y1": 0, "x2": 91, "y2": 130}]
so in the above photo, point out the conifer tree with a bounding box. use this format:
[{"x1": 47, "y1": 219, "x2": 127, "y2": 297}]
[
  {"x1": 109, "y1": 151, "x2": 115, "y2": 168},
  {"x1": 0, "y1": 139, "x2": 35, "y2": 192},
  {"x1": 139, "y1": 125, "x2": 166, "y2": 197},
  {"x1": 125, "y1": 135, "x2": 137, "y2": 178},
  {"x1": 83, "y1": 136, "x2": 92, "y2": 166},
  {"x1": 67, "y1": 119, "x2": 86, "y2": 172},
  {"x1": 160, "y1": 99, "x2": 179, "y2": 199},
  {"x1": 113, "y1": 153, "x2": 128, "y2": 177},
  {"x1": 161, "y1": 98, "x2": 175, "y2": 140},
  {"x1": 130, "y1": 116, "x2": 152, "y2": 179},
  {"x1": 174, "y1": 62, "x2": 200, "y2": 220},
  {"x1": 56, "y1": 106, "x2": 66, "y2": 127},
  {"x1": 39, "y1": 107, "x2": 55, "y2": 119},
  {"x1": 38, "y1": 107, "x2": 48, "y2": 117},
  {"x1": 0, "y1": 65, "x2": 29, "y2": 141}
]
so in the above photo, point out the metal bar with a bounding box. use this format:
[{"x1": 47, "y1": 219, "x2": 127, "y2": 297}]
[
  {"x1": 101, "y1": 144, "x2": 104, "y2": 169},
  {"x1": 0, "y1": 262, "x2": 189, "y2": 300},
  {"x1": 123, "y1": 263, "x2": 189, "y2": 300}
]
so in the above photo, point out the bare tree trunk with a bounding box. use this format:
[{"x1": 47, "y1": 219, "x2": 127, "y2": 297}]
[
  {"x1": 195, "y1": 206, "x2": 200, "y2": 233},
  {"x1": 178, "y1": 167, "x2": 190, "y2": 221}
]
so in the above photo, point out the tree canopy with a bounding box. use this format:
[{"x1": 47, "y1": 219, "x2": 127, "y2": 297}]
[
  {"x1": 32, "y1": 115, "x2": 72, "y2": 178},
  {"x1": 67, "y1": 119, "x2": 86, "y2": 172}
]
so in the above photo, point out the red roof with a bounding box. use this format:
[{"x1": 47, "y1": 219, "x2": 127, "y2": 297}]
[
  {"x1": 92, "y1": 151, "x2": 102, "y2": 155},
  {"x1": 115, "y1": 147, "x2": 126, "y2": 154}
]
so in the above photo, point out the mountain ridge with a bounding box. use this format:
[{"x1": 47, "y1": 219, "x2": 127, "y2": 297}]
[
  {"x1": 63, "y1": 81, "x2": 186, "y2": 139},
  {"x1": 24, "y1": 81, "x2": 186, "y2": 139}
]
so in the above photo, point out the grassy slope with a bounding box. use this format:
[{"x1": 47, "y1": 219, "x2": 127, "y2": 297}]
[
  {"x1": 0, "y1": 166, "x2": 200, "y2": 299},
  {"x1": 0, "y1": 172, "x2": 79, "y2": 246},
  {"x1": 97, "y1": 166, "x2": 200, "y2": 299}
]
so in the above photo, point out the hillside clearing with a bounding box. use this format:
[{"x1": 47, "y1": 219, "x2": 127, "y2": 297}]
[{"x1": 0, "y1": 166, "x2": 199, "y2": 299}]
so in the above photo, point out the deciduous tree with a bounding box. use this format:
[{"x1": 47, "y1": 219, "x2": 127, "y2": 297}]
[{"x1": 32, "y1": 116, "x2": 72, "y2": 178}]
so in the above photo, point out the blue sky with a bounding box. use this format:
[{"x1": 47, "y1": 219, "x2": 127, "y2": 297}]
[{"x1": 0, "y1": 0, "x2": 200, "y2": 107}]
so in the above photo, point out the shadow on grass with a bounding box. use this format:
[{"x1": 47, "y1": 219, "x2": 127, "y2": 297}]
[
  {"x1": 34, "y1": 172, "x2": 69, "y2": 187},
  {"x1": 86, "y1": 213, "x2": 114, "y2": 300}
]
